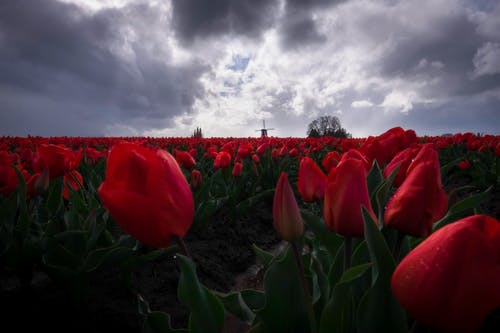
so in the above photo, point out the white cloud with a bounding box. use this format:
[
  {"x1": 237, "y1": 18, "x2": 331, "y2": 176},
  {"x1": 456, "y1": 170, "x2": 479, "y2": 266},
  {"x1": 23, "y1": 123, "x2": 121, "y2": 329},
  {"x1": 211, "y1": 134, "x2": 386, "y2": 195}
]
[
  {"x1": 380, "y1": 90, "x2": 416, "y2": 113},
  {"x1": 351, "y1": 100, "x2": 374, "y2": 108},
  {"x1": 471, "y1": 42, "x2": 500, "y2": 78}
]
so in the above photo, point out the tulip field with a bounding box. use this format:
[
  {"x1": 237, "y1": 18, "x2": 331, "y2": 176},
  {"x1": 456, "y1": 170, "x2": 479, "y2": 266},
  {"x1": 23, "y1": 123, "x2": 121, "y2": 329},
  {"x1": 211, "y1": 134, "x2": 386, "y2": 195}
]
[{"x1": 1, "y1": 127, "x2": 499, "y2": 333}]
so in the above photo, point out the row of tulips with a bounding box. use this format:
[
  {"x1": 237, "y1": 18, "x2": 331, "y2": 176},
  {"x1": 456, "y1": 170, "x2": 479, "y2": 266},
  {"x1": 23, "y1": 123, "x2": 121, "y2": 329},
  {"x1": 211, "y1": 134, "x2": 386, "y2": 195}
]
[{"x1": 1, "y1": 127, "x2": 499, "y2": 332}]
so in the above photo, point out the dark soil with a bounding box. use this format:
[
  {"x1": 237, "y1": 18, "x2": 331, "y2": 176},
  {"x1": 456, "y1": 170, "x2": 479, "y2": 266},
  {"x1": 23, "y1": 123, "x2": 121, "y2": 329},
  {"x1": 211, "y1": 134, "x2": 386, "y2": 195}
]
[{"x1": 0, "y1": 199, "x2": 282, "y2": 333}]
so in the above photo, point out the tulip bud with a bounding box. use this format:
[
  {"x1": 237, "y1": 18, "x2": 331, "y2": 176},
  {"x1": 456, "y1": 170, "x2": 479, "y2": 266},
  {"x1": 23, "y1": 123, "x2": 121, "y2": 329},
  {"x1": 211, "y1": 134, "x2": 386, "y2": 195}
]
[
  {"x1": 34, "y1": 167, "x2": 50, "y2": 195},
  {"x1": 391, "y1": 215, "x2": 500, "y2": 333},
  {"x1": 190, "y1": 169, "x2": 202, "y2": 189},
  {"x1": 324, "y1": 158, "x2": 377, "y2": 237},
  {"x1": 273, "y1": 172, "x2": 303, "y2": 242},
  {"x1": 298, "y1": 157, "x2": 327, "y2": 203},
  {"x1": 232, "y1": 161, "x2": 243, "y2": 177}
]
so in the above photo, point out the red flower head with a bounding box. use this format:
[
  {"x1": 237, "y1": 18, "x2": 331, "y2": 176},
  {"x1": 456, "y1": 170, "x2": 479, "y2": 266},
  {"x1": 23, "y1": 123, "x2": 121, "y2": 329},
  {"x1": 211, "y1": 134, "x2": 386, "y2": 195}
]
[
  {"x1": 391, "y1": 215, "x2": 500, "y2": 333},
  {"x1": 321, "y1": 151, "x2": 341, "y2": 173},
  {"x1": 232, "y1": 161, "x2": 243, "y2": 177},
  {"x1": 98, "y1": 143, "x2": 194, "y2": 248},
  {"x1": 384, "y1": 144, "x2": 448, "y2": 238},
  {"x1": 273, "y1": 172, "x2": 303, "y2": 242},
  {"x1": 324, "y1": 158, "x2": 378, "y2": 237},
  {"x1": 190, "y1": 169, "x2": 202, "y2": 189},
  {"x1": 0, "y1": 151, "x2": 20, "y2": 196},
  {"x1": 213, "y1": 151, "x2": 231, "y2": 170},
  {"x1": 175, "y1": 150, "x2": 196, "y2": 170},
  {"x1": 33, "y1": 144, "x2": 80, "y2": 179},
  {"x1": 63, "y1": 170, "x2": 83, "y2": 200},
  {"x1": 298, "y1": 156, "x2": 327, "y2": 203}
]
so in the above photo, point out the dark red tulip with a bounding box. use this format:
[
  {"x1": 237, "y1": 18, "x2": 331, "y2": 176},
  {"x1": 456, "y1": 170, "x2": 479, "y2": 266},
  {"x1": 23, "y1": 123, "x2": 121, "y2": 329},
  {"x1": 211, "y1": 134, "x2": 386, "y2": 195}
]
[
  {"x1": 384, "y1": 144, "x2": 448, "y2": 237},
  {"x1": 298, "y1": 156, "x2": 327, "y2": 203},
  {"x1": 0, "y1": 151, "x2": 19, "y2": 196},
  {"x1": 213, "y1": 151, "x2": 231, "y2": 170},
  {"x1": 33, "y1": 144, "x2": 80, "y2": 179},
  {"x1": 391, "y1": 215, "x2": 500, "y2": 333},
  {"x1": 190, "y1": 169, "x2": 202, "y2": 189},
  {"x1": 98, "y1": 143, "x2": 194, "y2": 248},
  {"x1": 321, "y1": 151, "x2": 340, "y2": 173},
  {"x1": 175, "y1": 150, "x2": 196, "y2": 170},
  {"x1": 232, "y1": 161, "x2": 243, "y2": 177},
  {"x1": 273, "y1": 172, "x2": 303, "y2": 242},
  {"x1": 324, "y1": 158, "x2": 378, "y2": 237},
  {"x1": 383, "y1": 147, "x2": 420, "y2": 187},
  {"x1": 63, "y1": 170, "x2": 83, "y2": 200}
]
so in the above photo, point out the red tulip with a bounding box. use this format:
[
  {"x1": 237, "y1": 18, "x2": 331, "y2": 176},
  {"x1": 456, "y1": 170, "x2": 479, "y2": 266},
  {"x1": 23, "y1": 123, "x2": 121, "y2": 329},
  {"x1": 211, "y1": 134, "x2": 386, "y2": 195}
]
[
  {"x1": 98, "y1": 143, "x2": 194, "y2": 248},
  {"x1": 273, "y1": 172, "x2": 303, "y2": 242},
  {"x1": 33, "y1": 144, "x2": 80, "y2": 179},
  {"x1": 391, "y1": 215, "x2": 500, "y2": 333},
  {"x1": 175, "y1": 150, "x2": 196, "y2": 170},
  {"x1": 458, "y1": 160, "x2": 471, "y2": 170},
  {"x1": 213, "y1": 151, "x2": 231, "y2": 170},
  {"x1": 298, "y1": 157, "x2": 327, "y2": 203},
  {"x1": 0, "y1": 151, "x2": 19, "y2": 196},
  {"x1": 190, "y1": 169, "x2": 202, "y2": 189},
  {"x1": 383, "y1": 147, "x2": 420, "y2": 187},
  {"x1": 63, "y1": 170, "x2": 83, "y2": 200},
  {"x1": 232, "y1": 161, "x2": 243, "y2": 177},
  {"x1": 384, "y1": 145, "x2": 448, "y2": 237},
  {"x1": 321, "y1": 151, "x2": 340, "y2": 173},
  {"x1": 324, "y1": 158, "x2": 377, "y2": 237}
]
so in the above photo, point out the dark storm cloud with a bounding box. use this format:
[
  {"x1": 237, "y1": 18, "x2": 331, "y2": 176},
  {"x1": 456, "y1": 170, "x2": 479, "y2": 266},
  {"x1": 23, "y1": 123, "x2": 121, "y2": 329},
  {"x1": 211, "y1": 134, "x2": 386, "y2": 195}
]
[
  {"x1": 0, "y1": 0, "x2": 207, "y2": 136},
  {"x1": 374, "y1": 3, "x2": 500, "y2": 99},
  {"x1": 278, "y1": 0, "x2": 344, "y2": 49},
  {"x1": 171, "y1": 0, "x2": 280, "y2": 44}
]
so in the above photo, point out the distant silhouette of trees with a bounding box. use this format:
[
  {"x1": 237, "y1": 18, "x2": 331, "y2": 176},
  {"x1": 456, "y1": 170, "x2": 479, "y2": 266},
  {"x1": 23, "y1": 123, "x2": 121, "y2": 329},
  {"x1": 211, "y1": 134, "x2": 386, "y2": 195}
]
[{"x1": 307, "y1": 115, "x2": 351, "y2": 138}]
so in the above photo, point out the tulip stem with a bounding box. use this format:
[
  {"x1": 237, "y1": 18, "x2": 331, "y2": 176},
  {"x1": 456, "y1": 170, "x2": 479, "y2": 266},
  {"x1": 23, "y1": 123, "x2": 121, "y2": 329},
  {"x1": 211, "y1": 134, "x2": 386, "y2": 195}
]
[
  {"x1": 392, "y1": 232, "x2": 405, "y2": 262},
  {"x1": 174, "y1": 236, "x2": 191, "y2": 258},
  {"x1": 344, "y1": 237, "x2": 352, "y2": 272},
  {"x1": 291, "y1": 242, "x2": 317, "y2": 333}
]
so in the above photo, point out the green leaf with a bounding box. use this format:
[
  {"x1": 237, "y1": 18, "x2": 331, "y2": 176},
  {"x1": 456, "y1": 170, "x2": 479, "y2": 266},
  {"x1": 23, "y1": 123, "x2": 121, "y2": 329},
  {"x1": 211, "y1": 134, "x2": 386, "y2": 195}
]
[
  {"x1": 319, "y1": 282, "x2": 353, "y2": 333},
  {"x1": 366, "y1": 161, "x2": 384, "y2": 198},
  {"x1": 433, "y1": 185, "x2": 493, "y2": 231},
  {"x1": 256, "y1": 245, "x2": 310, "y2": 333},
  {"x1": 356, "y1": 207, "x2": 407, "y2": 333},
  {"x1": 138, "y1": 295, "x2": 188, "y2": 333},
  {"x1": 340, "y1": 263, "x2": 372, "y2": 284},
  {"x1": 177, "y1": 254, "x2": 225, "y2": 333},
  {"x1": 252, "y1": 243, "x2": 275, "y2": 268},
  {"x1": 216, "y1": 291, "x2": 256, "y2": 324},
  {"x1": 301, "y1": 210, "x2": 343, "y2": 257}
]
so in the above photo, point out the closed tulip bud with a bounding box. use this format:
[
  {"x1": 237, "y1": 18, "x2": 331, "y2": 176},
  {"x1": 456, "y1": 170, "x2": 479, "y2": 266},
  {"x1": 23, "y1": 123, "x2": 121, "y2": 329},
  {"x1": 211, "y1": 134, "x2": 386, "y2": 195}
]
[
  {"x1": 458, "y1": 159, "x2": 471, "y2": 170},
  {"x1": 298, "y1": 157, "x2": 327, "y2": 203},
  {"x1": 251, "y1": 154, "x2": 260, "y2": 164},
  {"x1": 34, "y1": 168, "x2": 50, "y2": 195},
  {"x1": 324, "y1": 158, "x2": 377, "y2": 237},
  {"x1": 232, "y1": 161, "x2": 243, "y2": 177},
  {"x1": 273, "y1": 172, "x2": 303, "y2": 242},
  {"x1": 63, "y1": 170, "x2": 83, "y2": 200},
  {"x1": 213, "y1": 151, "x2": 231, "y2": 170},
  {"x1": 321, "y1": 151, "x2": 340, "y2": 173},
  {"x1": 391, "y1": 215, "x2": 500, "y2": 333},
  {"x1": 175, "y1": 150, "x2": 196, "y2": 170},
  {"x1": 384, "y1": 145, "x2": 448, "y2": 238},
  {"x1": 98, "y1": 143, "x2": 194, "y2": 248},
  {"x1": 190, "y1": 169, "x2": 202, "y2": 189}
]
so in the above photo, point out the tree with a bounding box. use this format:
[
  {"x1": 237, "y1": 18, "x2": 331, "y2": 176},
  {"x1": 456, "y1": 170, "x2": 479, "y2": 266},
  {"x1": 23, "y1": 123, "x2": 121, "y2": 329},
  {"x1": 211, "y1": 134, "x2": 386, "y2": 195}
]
[{"x1": 306, "y1": 115, "x2": 351, "y2": 138}]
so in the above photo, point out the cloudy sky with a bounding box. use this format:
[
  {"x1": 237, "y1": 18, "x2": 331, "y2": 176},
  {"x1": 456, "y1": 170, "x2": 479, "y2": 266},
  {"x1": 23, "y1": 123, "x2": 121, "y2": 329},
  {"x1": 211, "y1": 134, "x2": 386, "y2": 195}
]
[{"x1": 1, "y1": 0, "x2": 499, "y2": 138}]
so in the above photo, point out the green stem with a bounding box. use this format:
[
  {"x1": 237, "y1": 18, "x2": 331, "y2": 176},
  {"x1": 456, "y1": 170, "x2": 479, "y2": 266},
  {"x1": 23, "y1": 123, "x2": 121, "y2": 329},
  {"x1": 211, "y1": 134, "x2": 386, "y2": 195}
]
[
  {"x1": 291, "y1": 242, "x2": 317, "y2": 333},
  {"x1": 343, "y1": 237, "x2": 352, "y2": 272},
  {"x1": 392, "y1": 232, "x2": 405, "y2": 262},
  {"x1": 174, "y1": 236, "x2": 191, "y2": 258}
]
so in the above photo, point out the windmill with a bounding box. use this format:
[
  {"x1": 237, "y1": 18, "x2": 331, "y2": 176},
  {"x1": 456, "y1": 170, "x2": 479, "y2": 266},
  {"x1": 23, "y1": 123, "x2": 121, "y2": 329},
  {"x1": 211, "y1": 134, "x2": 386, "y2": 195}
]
[{"x1": 256, "y1": 120, "x2": 275, "y2": 138}]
